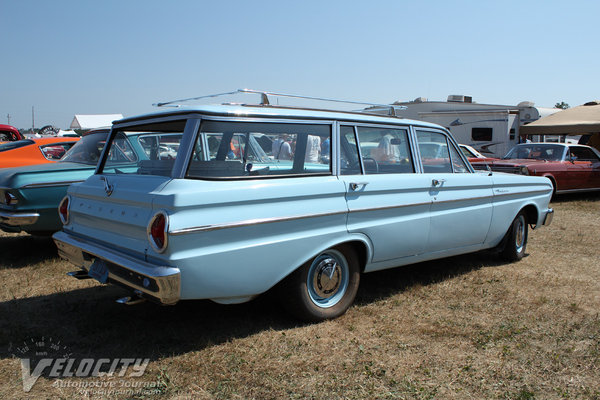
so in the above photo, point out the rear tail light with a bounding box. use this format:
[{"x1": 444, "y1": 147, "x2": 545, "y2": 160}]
[
  {"x1": 148, "y1": 211, "x2": 169, "y2": 253},
  {"x1": 58, "y1": 196, "x2": 70, "y2": 225},
  {"x1": 3, "y1": 191, "x2": 18, "y2": 206}
]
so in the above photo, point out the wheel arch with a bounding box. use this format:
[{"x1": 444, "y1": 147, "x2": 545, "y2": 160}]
[{"x1": 521, "y1": 203, "x2": 540, "y2": 228}]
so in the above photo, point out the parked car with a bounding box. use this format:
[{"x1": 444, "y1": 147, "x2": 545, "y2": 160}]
[
  {"x1": 0, "y1": 137, "x2": 80, "y2": 168},
  {"x1": 53, "y1": 100, "x2": 554, "y2": 322},
  {"x1": 0, "y1": 128, "x2": 186, "y2": 235},
  {"x1": 0, "y1": 124, "x2": 24, "y2": 143},
  {"x1": 0, "y1": 130, "x2": 109, "y2": 235},
  {"x1": 460, "y1": 144, "x2": 498, "y2": 164},
  {"x1": 475, "y1": 143, "x2": 600, "y2": 194}
]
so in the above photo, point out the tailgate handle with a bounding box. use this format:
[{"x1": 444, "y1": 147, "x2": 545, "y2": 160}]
[{"x1": 100, "y1": 176, "x2": 114, "y2": 197}]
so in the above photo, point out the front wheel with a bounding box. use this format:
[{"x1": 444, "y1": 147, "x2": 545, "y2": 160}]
[
  {"x1": 500, "y1": 211, "x2": 528, "y2": 261},
  {"x1": 279, "y1": 245, "x2": 360, "y2": 322}
]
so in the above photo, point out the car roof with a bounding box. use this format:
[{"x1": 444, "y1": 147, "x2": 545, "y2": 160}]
[{"x1": 114, "y1": 104, "x2": 446, "y2": 130}]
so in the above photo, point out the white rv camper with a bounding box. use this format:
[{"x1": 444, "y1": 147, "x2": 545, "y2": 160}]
[{"x1": 367, "y1": 96, "x2": 560, "y2": 158}]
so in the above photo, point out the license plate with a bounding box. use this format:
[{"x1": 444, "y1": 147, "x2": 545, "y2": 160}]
[{"x1": 88, "y1": 259, "x2": 109, "y2": 284}]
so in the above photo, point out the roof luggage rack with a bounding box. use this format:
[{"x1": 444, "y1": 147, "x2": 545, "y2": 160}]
[{"x1": 153, "y1": 89, "x2": 405, "y2": 117}]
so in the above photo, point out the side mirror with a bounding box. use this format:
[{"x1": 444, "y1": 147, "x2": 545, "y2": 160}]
[{"x1": 570, "y1": 155, "x2": 577, "y2": 163}]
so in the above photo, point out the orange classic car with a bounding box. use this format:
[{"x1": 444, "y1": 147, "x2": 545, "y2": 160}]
[{"x1": 0, "y1": 137, "x2": 80, "y2": 168}]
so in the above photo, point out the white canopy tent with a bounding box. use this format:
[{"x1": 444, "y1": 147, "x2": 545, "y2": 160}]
[{"x1": 70, "y1": 114, "x2": 123, "y2": 130}]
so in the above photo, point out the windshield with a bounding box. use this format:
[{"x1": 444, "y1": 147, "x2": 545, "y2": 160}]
[
  {"x1": 503, "y1": 144, "x2": 565, "y2": 161},
  {"x1": 60, "y1": 132, "x2": 109, "y2": 164}
]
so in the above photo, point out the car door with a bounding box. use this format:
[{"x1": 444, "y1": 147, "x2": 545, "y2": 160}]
[
  {"x1": 415, "y1": 129, "x2": 494, "y2": 253},
  {"x1": 341, "y1": 124, "x2": 432, "y2": 264},
  {"x1": 568, "y1": 146, "x2": 600, "y2": 189}
]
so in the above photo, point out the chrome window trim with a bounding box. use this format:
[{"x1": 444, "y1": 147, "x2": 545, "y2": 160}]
[
  {"x1": 413, "y1": 127, "x2": 475, "y2": 174},
  {"x1": 183, "y1": 116, "x2": 337, "y2": 179},
  {"x1": 341, "y1": 122, "x2": 416, "y2": 175},
  {"x1": 171, "y1": 118, "x2": 201, "y2": 178},
  {"x1": 338, "y1": 123, "x2": 363, "y2": 175}
]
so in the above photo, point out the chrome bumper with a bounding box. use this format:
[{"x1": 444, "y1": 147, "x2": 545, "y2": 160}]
[
  {"x1": 53, "y1": 230, "x2": 180, "y2": 305},
  {"x1": 0, "y1": 209, "x2": 39, "y2": 226},
  {"x1": 542, "y1": 208, "x2": 554, "y2": 226}
]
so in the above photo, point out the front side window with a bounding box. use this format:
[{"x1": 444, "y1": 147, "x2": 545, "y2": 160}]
[
  {"x1": 186, "y1": 121, "x2": 331, "y2": 179},
  {"x1": 355, "y1": 126, "x2": 413, "y2": 174},
  {"x1": 416, "y1": 130, "x2": 452, "y2": 173},
  {"x1": 448, "y1": 142, "x2": 469, "y2": 173}
]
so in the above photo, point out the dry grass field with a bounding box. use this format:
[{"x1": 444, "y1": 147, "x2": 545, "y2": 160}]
[{"x1": 0, "y1": 193, "x2": 599, "y2": 399}]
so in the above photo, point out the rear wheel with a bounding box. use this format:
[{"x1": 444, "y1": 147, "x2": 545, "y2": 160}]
[
  {"x1": 279, "y1": 245, "x2": 360, "y2": 322},
  {"x1": 500, "y1": 211, "x2": 528, "y2": 261}
]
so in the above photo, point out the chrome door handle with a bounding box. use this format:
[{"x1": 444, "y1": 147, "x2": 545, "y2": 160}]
[
  {"x1": 350, "y1": 182, "x2": 368, "y2": 190},
  {"x1": 432, "y1": 179, "x2": 446, "y2": 186}
]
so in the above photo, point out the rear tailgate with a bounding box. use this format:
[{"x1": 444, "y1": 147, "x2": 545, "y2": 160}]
[{"x1": 66, "y1": 174, "x2": 172, "y2": 255}]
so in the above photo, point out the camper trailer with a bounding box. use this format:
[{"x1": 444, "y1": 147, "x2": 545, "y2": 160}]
[{"x1": 367, "y1": 96, "x2": 560, "y2": 158}]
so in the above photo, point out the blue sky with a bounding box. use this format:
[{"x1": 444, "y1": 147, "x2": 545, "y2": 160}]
[{"x1": 2, "y1": 0, "x2": 599, "y2": 129}]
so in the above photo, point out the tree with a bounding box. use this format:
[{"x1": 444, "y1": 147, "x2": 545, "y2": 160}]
[{"x1": 554, "y1": 101, "x2": 570, "y2": 109}]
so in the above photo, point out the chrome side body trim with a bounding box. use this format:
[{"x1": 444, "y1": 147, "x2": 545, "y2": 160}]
[
  {"x1": 170, "y1": 210, "x2": 347, "y2": 235},
  {"x1": 168, "y1": 188, "x2": 551, "y2": 236},
  {"x1": 20, "y1": 180, "x2": 84, "y2": 189},
  {"x1": 555, "y1": 187, "x2": 600, "y2": 194}
]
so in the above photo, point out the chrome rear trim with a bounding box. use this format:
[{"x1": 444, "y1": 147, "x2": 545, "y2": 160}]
[
  {"x1": 0, "y1": 210, "x2": 40, "y2": 226},
  {"x1": 54, "y1": 230, "x2": 180, "y2": 305}
]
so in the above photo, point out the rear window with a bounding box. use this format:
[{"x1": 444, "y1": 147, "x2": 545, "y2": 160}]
[
  {"x1": 98, "y1": 120, "x2": 185, "y2": 176},
  {"x1": 41, "y1": 143, "x2": 77, "y2": 160},
  {"x1": 186, "y1": 121, "x2": 331, "y2": 179}
]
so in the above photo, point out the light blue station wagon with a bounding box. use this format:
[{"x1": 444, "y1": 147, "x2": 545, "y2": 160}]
[{"x1": 53, "y1": 95, "x2": 554, "y2": 321}]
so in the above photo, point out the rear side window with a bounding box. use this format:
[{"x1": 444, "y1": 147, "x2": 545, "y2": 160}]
[
  {"x1": 186, "y1": 121, "x2": 331, "y2": 179},
  {"x1": 355, "y1": 127, "x2": 413, "y2": 174},
  {"x1": 569, "y1": 147, "x2": 600, "y2": 161}
]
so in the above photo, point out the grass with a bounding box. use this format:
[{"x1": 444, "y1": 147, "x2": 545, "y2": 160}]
[{"x1": 0, "y1": 192, "x2": 599, "y2": 399}]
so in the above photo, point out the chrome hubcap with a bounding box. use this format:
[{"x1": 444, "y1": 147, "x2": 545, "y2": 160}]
[{"x1": 307, "y1": 250, "x2": 349, "y2": 308}]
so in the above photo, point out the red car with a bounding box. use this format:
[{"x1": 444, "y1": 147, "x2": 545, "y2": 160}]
[
  {"x1": 0, "y1": 124, "x2": 24, "y2": 142},
  {"x1": 480, "y1": 143, "x2": 600, "y2": 194}
]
